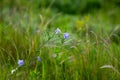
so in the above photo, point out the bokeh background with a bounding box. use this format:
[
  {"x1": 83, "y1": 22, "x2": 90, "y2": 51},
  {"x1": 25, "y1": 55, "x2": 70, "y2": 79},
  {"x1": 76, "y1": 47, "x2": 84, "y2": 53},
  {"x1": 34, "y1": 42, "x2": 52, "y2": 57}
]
[{"x1": 0, "y1": 0, "x2": 120, "y2": 24}]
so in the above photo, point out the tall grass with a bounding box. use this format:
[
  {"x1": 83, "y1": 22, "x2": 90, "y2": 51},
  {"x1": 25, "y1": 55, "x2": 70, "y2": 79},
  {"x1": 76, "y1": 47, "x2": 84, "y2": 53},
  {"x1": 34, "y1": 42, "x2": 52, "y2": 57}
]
[{"x1": 0, "y1": 8, "x2": 120, "y2": 80}]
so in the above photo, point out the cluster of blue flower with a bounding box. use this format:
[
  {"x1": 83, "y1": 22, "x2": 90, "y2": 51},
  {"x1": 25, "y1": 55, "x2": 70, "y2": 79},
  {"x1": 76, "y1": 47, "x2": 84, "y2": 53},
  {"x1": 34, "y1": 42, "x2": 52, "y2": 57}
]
[
  {"x1": 11, "y1": 56, "x2": 41, "y2": 74},
  {"x1": 55, "y1": 28, "x2": 69, "y2": 39},
  {"x1": 11, "y1": 28, "x2": 69, "y2": 74},
  {"x1": 18, "y1": 56, "x2": 41, "y2": 67}
]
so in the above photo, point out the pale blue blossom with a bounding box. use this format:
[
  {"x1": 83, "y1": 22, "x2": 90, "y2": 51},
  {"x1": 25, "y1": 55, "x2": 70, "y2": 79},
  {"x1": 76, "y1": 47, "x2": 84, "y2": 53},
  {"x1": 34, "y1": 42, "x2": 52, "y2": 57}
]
[
  {"x1": 64, "y1": 33, "x2": 69, "y2": 39},
  {"x1": 55, "y1": 28, "x2": 61, "y2": 34},
  {"x1": 18, "y1": 60, "x2": 24, "y2": 67},
  {"x1": 37, "y1": 56, "x2": 41, "y2": 62}
]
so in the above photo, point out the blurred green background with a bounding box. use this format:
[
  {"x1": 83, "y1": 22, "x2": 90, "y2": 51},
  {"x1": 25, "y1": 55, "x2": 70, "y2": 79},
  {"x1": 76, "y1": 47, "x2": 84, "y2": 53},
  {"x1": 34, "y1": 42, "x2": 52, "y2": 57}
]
[
  {"x1": 0, "y1": 0, "x2": 120, "y2": 34},
  {"x1": 0, "y1": 0, "x2": 120, "y2": 20},
  {"x1": 0, "y1": 0, "x2": 120, "y2": 14}
]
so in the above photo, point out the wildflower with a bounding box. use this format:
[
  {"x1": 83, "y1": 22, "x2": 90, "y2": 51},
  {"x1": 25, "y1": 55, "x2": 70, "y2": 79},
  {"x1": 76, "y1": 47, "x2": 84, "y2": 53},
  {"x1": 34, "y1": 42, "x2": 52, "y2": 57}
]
[
  {"x1": 55, "y1": 28, "x2": 61, "y2": 34},
  {"x1": 64, "y1": 33, "x2": 69, "y2": 39},
  {"x1": 11, "y1": 68, "x2": 18, "y2": 74},
  {"x1": 37, "y1": 56, "x2": 41, "y2": 62},
  {"x1": 18, "y1": 60, "x2": 24, "y2": 67}
]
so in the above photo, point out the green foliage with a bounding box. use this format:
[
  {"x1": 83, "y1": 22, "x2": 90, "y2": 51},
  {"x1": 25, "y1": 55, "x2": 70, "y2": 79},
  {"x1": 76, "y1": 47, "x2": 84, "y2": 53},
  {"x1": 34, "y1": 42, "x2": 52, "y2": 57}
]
[
  {"x1": 0, "y1": 0, "x2": 120, "y2": 80},
  {"x1": 53, "y1": 0, "x2": 102, "y2": 14},
  {"x1": 0, "y1": 0, "x2": 120, "y2": 14}
]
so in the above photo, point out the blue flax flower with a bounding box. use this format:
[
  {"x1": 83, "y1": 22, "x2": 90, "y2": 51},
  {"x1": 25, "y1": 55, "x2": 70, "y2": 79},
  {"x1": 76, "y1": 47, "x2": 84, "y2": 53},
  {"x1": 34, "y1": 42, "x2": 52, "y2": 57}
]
[
  {"x1": 55, "y1": 28, "x2": 61, "y2": 34},
  {"x1": 64, "y1": 33, "x2": 69, "y2": 39},
  {"x1": 37, "y1": 56, "x2": 41, "y2": 62},
  {"x1": 18, "y1": 60, "x2": 24, "y2": 67}
]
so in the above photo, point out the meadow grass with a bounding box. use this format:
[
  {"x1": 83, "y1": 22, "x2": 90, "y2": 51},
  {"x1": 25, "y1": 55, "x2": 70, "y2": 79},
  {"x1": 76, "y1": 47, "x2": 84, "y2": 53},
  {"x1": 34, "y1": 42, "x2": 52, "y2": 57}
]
[{"x1": 0, "y1": 8, "x2": 120, "y2": 80}]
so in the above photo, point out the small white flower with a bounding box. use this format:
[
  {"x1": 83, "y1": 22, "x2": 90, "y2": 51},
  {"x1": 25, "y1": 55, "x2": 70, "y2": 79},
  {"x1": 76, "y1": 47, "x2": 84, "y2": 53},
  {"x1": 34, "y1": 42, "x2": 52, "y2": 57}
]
[
  {"x1": 55, "y1": 28, "x2": 61, "y2": 34},
  {"x1": 11, "y1": 68, "x2": 18, "y2": 74}
]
